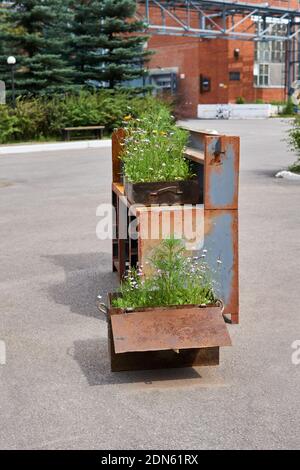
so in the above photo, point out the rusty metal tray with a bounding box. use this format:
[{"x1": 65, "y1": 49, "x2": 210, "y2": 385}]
[
  {"x1": 124, "y1": 177, "x2": 200, "y2": 206},
  {"x1": 110, "y1": 306, "x2": 231, "y2": 354}
]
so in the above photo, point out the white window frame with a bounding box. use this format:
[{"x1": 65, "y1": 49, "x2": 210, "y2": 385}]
[{"x1": 254, "y1": 63, "x2": 270, "y2": 87}]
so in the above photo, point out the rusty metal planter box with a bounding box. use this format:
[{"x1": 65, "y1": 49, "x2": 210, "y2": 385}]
[
  {"x1": 107, "y1": 294, "x2": 231, "y2": 372},
  {"x1": 125, "y1": 177, "x2": 200, "y2": 206}
]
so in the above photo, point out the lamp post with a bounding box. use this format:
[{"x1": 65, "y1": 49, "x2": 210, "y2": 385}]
[{"x1": 7, "y1": 56, "x2": 16, "y2": 108}]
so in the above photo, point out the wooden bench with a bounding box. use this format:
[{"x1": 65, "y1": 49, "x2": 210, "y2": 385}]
[{"x1": 62, "y1": 125, "x2": 104, "y2": 141}]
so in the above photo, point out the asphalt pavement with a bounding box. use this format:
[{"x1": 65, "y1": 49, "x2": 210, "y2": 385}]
[{"x1": 0, "y1": 118, "x2": 299, "y2": 449}]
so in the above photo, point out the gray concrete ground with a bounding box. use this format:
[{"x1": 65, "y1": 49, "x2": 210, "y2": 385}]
[{"x1": 0, "y1": 119, "x2": 299, "y2": 450}]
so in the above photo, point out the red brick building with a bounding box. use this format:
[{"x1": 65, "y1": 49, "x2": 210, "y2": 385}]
[{"x1": 142, "y1": 1, "x2": 299, "y2": 116}]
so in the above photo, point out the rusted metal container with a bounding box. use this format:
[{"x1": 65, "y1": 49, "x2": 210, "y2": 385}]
[
  {"x1": 111, "y1": 127, "x2": 240, "y2": 324},
  {"x1": 125, "y1": 177, "x2": 200, "y2": 206},
  {"x1": 105, "y1": 294, "x2": 231, "y2": 372}
]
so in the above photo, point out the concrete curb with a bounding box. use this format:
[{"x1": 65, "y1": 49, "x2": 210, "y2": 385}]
[
  {"x1": 0, "y1": 139, "x2": 112, "y2": 155},
  {"x1": 275, "y1": 170, "x2": 300, "y2": 180}
]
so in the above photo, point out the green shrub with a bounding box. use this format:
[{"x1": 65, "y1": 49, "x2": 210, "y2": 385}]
[
  {"x1": 289, "y1": 161, "x2": 300, "y2": 174},
  {"x1": 112, "y1": 238, "x2": 217, "y2": 309},
  {"x1": 0, "y1": 90, "x2": 170, "y2": 143},
  {"x1": 129, "y1": 93, "x2": 172, "y2": 119},
  {"x1": 0, "y1": 105, "x2": 19, "y2": 143},
  {"x1": 287, "y1": 116, "x2": 300, "y2": 154},
  {"x1": 121, "y1": 107, "x2": 191, "y2": 183},
  {"x1": 42, "y1": 91, "x2": 134, "y2": 135},
  {"x1": 270, "y1": 100, "x2": 285, "y2": 106},
  {"x1": 236, "y1": 96, "x2": 245, "y2": 104},
  {"x1": 14, "y1": 98, "x2": 48, "y2": 141},
  {"x1": 287, "y1": 115, "x2": 300, "y2": 173},
  {"x1": 281, "y1": 98, "x2": 295, "y2": 116}
]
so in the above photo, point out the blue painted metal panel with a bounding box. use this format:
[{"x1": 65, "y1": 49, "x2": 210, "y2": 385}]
[
  {"x1": 193, "y1": 210, "x2": 238, "y2": 316},
  {"x1": 204, "y1": 212, "x2": 233, "y2": 306},
  {"x1": 205, "y1": 136, "x2": 239, "y2": 210}
]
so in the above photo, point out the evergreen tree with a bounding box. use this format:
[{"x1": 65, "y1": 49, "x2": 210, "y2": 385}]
[
  {"x1": 68, "y1": 0, "x2": 105, "y2": 85},
  {"x1": 3, "y1": 0, "x2": 75, "y2": 97},
  {"x1": 69, "y1": 0, "x2": 150, "y2": 88},
  {"x1": 99, "y1": 0, "x2": 151, "y2": 88}
]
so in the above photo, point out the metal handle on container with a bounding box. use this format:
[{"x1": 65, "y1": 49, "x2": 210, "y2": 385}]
[
  {"x1": 150, "y1": 186, "x2": 183, "y2": 197},
  {"x1": 216, "y1": 299, "x2": 232, "y2": 324},
  {"x1": 96, "y1": 301, "x2": 108, "y2": 317}
]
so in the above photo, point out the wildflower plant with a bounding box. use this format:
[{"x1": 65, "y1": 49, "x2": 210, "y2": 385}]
[
  {"x1": 120, "y1": 108, "x2": 192, "y2": 183},
  {"x1": 112, "y1": 238, "x2": 217, "y2": 309},
  {"x1": 287, "y1": 116, "x2": 300, "y2": 174}
]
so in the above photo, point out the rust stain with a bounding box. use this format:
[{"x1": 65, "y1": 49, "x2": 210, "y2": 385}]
[
  {"x1": 204, "y1": 210, "x2": 239, "y2": 323},
  {"x1": 110, "y1": 305, "x2": 231, "y2": 354},
  {"x1": 112, "y1": 128, "x2": 126, "y2": 183},
  {"x1": 204, "y1": 135, "x2": 240, "y2": 210},
  {"x1": 210, "y1": 152, "x2": 224, "y2": 166}
]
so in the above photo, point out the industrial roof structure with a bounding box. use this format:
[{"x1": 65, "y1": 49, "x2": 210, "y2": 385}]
[
  {"x1": 136, "y1": 0, "x2": 300, "y2": 41},
  {"x1": 137, "y1": 0, "x2": 300, "y2": 92}
]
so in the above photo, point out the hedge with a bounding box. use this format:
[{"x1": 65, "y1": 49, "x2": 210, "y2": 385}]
[{"x1": 0, "y1": 90, "x2": 171, "y2": 144}]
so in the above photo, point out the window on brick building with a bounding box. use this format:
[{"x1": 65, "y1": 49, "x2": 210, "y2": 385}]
[
  {"x1": 254, "y1": 23, "x2": 286, "y2": 64},
  {"x1": 254, "y1": 21, "x2": 286, "y2": 88},
  {"x1": 254, "y1": 64, "x2": 269, "y2": 86},
  {"x1": 229, "y1": 71, "x2": 240, "y2": 81}
]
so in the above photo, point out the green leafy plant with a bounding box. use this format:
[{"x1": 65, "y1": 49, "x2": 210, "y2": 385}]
[
  {"x1": 0, "y1": 105, "x2": 19, "y2": 143},
  {"x1": 0, "y1": 91, "x2": 170, "y2": 143},
  {"x1": 270, "y1": 100, "x2": 285, "y2": 106},
  {"x1": 286, "y1": 115, "x2": 300, "y2": 173},
  {"x1": 14, "y1": 98, "x2": 48, "y2": 141},
  {"x1": 112, "y1": 238, "x2": 217, "y2": 309},
  {"x1": 236, "y1": 96, "x2": 245, "y2": 104},
  {"x1": 121, "y1": 108, "x2": 192, "y2": 183},
  {"x1": 288, "y1": 161, "x2": 300, "y2": 174},
  {"x1": 281, "y1": 98, "x2": 295, "y2": 116}
]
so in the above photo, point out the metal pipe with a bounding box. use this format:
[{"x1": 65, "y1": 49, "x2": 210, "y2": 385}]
[{"x1": 11, "y1": 65, "x2": 15, "y2": 109}]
